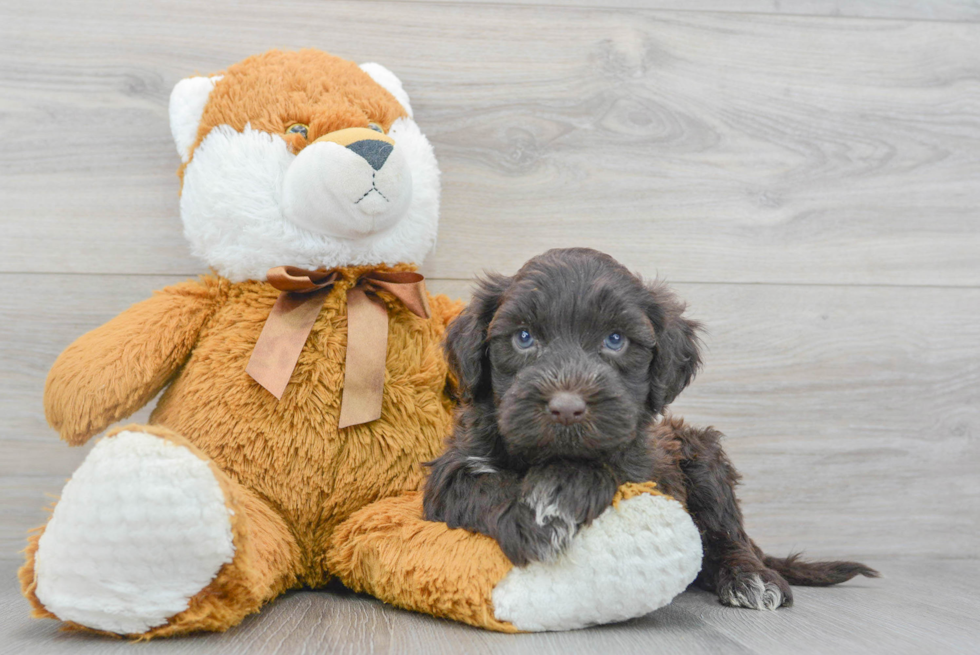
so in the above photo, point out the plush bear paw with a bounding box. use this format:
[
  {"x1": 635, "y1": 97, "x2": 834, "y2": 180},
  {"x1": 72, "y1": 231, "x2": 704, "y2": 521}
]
[
  {"x1": 490, "y1": 492, "x2": 702, "y2": 631},
  {"x1": 32, "y1": 429, "x2": 235, "y2": 634}
]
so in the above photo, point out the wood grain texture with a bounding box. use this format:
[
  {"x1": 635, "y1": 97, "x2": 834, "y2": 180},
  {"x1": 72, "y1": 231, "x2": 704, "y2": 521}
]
[
  {"x1": 445, "y1": 1, "x2": 980, "y2": 22},
  {"x1": 2, "y1": 274, "x2": 977, "y2": 561},
  {"x1": 1, "y1": 0, "x2": 978, "y2": 651},
  {"x1": 1, "y1": 557, "x2": 976, "y2": 655},
  {"x1": 1, "y1": 1, "x2": 979, "y2": 284}
]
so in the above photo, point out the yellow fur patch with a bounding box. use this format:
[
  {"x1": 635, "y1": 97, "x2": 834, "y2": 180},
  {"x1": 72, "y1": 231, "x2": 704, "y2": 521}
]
[
  {"x1": 147, "y1": 265, "x2": 461, "y2": 586},
  {"x1": 28, "y1": 264, "x2": 466, "y2": 635},
  {"x1": 612, "y1": 481, "x2": 665, "y2": 507},
  {"x1": 328, "y1": 491, "x2": 519, "y2": 633}
]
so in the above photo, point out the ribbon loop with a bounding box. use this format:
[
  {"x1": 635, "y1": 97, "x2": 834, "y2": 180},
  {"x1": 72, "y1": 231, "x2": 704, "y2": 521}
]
[
  {"x1": 266, "y1": 266, "x2": 340, "y2": 292},
  {"x1": 246, "y1": 266, "x2": 430, "y2": 429},
  {"x1": 359, "y1": 270, "x2": 431, "y2": 320}
]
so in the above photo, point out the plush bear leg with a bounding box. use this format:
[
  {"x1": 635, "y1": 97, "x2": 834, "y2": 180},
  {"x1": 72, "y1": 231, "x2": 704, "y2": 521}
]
[
  {"x1": 20, "y1": 424, "x2": 301, "y2": 638},
  {"x1": 326, "y1": 483, "x2": 703, "y2": 632}
]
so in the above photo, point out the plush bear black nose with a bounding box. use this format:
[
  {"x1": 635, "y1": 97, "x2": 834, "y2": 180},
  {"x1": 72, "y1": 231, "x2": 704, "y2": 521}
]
[
  {"x1": 548, "y1": 392, "x2": 587, "y2": 425},
  {"x1": 347, "y1": 139, "x2": 393, "y2": 171}
]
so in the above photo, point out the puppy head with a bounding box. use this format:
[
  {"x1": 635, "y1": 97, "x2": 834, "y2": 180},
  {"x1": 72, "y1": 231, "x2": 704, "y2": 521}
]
[{"x1": 445, "y1": 248, "x2": 701, "y2": 464}]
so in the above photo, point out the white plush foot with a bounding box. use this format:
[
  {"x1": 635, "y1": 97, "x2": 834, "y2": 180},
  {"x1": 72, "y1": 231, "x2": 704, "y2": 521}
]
[
  {"x1": 491, "y1": 493, "x2": 702, "y2": 631},
  {"x1": 33, "y1": 430, "x2": 235, "y2": 634}
]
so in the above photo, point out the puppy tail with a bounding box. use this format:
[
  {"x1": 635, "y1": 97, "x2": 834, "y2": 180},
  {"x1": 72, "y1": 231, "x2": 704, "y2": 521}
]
[{"x1": 763, "y1": 553, "x2": 880, "y2": 587}]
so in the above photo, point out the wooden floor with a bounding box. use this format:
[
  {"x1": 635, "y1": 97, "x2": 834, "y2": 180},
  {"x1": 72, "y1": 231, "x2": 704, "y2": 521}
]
[
  {"x1": 1, "y1": 558, "x2": 977, "y2": 655},
  {"x1": 1, "y1": 0, "x2": 978, "y2": 652}
]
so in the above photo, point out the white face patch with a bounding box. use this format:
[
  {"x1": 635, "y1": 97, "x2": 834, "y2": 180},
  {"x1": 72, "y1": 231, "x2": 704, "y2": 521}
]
[
  {"x1": 180, "y1": 116, "x2": 440, "y2": 282},
  {"x1": 281, "y1": 139, "x2": 413, "y2": 238}
]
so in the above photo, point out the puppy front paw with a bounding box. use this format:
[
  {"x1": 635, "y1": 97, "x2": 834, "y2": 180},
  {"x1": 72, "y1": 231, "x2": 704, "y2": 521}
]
[
  {"x1": 718, "y1": 567, "x2": 793, "y2": 610},
  {"x1": 522, "y1": 461, "x2": 619, "y2": 527},
  {"x1": 495, "y1": 501, "x2": 575, "y2": 566}
]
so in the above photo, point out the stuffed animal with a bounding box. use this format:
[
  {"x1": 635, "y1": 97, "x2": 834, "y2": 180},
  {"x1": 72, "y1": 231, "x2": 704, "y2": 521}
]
[{"x1": 20, "y1": 49, "x2": 702, "y2": 637}]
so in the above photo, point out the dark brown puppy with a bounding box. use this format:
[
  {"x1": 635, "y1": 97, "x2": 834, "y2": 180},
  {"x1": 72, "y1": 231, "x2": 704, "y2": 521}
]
[{"x1": 423, "y1": 247, "x2": 877, "y2": 610}]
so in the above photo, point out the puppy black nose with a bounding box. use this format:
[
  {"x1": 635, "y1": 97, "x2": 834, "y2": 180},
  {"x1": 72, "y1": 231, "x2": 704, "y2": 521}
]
[
  {"x1": 548, "y1": 392, "x2": 587, "y2": 424},
  {"x1": 347, "y1": 139, "x2": 393, "y2": 170}
]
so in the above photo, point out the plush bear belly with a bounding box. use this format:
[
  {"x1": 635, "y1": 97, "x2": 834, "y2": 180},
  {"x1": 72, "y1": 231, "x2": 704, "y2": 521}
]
[{"x1": 149, "y1": 276, "x2": 454, "y2": 579}]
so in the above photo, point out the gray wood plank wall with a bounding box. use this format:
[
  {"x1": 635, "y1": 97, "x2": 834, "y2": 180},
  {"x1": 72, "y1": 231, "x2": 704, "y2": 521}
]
[{"x1": 1, "y1": 0, "x2": 977, "y2": 590}]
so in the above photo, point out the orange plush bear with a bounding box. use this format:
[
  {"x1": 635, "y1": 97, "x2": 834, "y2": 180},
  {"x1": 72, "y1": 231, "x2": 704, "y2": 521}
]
[{"x1": 20, "y1": 49, "x2": 701, "y2": 638}]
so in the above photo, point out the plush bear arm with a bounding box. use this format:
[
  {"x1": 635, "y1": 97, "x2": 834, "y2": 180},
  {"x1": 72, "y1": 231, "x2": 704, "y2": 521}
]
[{"x1": 44, "y1": 277, "x2": 228, "y2": 445}]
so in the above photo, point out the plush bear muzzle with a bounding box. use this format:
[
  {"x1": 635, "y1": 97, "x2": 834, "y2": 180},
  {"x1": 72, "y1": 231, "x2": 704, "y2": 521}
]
[{"x1": 282, "y1": 126, "x2": 413, "y2": 238}]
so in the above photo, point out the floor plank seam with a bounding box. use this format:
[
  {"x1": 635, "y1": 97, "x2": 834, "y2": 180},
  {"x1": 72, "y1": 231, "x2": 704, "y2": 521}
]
[
  {"x1": 3, "y1": 271, "x2": 980, "y2": 292},
  {"x1": 329, "y1": 0, "x2": 980, "y2": 26}
]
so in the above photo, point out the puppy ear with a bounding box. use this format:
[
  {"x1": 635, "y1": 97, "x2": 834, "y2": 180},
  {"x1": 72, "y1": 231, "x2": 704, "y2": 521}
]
[
  {"x1": 444, "y1": 273, "x2": 511, "y2": 401},
  {"x1": 646, "y1": 281, "x2": 702, "y2": 412}
]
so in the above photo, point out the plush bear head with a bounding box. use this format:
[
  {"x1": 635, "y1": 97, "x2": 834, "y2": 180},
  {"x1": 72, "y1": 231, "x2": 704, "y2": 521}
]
[{"x1": 168, "y1": 49, "x2": 439, "y2": 282}]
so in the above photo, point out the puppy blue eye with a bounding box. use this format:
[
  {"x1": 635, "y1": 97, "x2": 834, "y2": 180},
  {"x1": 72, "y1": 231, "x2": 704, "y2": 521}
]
[
  {"x1": 514, "y1": 329, "x2": 535, "y2": 350},
  {"x1": 603, "y1": 332, "x2": 627, "y2": 352}
]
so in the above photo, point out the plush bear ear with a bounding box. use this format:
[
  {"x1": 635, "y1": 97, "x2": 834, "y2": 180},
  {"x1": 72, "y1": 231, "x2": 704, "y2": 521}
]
[
  {"x1": 645, "y1": 280, "x2": 702, "y2": 413},
  {"x1": 168, "y1": 75, "x2": 223, "y2": 163},
  {"x1": 444, "y1": 273, "x2": 512, "y2": 402},
  {"x1": 359, "y1": 63, "x2": 413, "y2": 118}
]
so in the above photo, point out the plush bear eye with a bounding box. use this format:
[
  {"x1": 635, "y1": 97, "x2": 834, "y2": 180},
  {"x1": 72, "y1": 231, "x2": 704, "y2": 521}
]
[
  {"x1": 513, "y1": 329, "x2": 535, "y2": 350},
  {"x1": 285, "y1": 123, "x2": 309, "y2": 139},
  {"x1": 602, "y1": 332, "x2": 628, "y2": 353},
  {"x1": 368, "y1": 122, "x2": 385, "y2": 134}
]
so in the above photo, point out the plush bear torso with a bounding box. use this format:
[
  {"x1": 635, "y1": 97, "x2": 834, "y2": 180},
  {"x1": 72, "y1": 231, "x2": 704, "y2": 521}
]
[{"x1": 149, "y1": 266, "x2": 458, "y2": 584}]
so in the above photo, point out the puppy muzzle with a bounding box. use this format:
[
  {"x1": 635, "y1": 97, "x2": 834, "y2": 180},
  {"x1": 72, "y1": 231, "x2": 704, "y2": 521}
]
[
  {"x1": 281, "y1": 127, "x2": 414, "y2": 239},
  {"x1": 497, "y1": 355, "x2": 640, "y2": 462}
]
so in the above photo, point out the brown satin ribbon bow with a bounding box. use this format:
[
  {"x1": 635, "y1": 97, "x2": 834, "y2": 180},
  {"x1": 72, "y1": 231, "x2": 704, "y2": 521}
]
[{"x1": 245, "y1": 266, "x2": 431, "y2": 428}]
